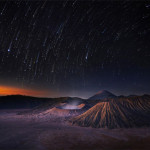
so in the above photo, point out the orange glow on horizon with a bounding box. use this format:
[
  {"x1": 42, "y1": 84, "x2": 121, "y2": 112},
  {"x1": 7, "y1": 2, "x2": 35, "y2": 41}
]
[{"x1": 0, "y1": 85, "x2": 48, "y2": 97}]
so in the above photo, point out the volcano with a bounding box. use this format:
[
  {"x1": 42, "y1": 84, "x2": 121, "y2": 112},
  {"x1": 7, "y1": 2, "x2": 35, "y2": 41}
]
[
  {"x1": 29, "y1": 97, "x2": 89, "y2": 118},
  {"x1": 88, "y1": 90, "x2": 116, "y2": 100},
  {"x1": 71, "y1": 95, "x2": 150, "y2": 128}
]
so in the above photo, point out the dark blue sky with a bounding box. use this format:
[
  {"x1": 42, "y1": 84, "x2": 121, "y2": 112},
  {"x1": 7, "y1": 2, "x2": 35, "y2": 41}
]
[{"x1": 0, "y1": 0, "x2": 150, "y2": 98}]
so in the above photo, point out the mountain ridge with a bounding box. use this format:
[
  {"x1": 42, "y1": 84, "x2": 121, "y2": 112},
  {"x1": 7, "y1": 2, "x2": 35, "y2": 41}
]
[
  {"x1": 71, "y1": 95, "x2": 150, "y2": 128},
  {"x1": 88, "y1": 90, "x2": 117, "y2": 100}
]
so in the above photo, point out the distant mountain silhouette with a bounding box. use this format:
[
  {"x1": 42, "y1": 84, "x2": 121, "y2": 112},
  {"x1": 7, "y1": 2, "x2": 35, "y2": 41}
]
[
  {"x1": 0, "y1": 95, "x2": 85, "y2": 109},
  {"x1": 0, "y1": 95, "x2": 67, "y2": 109},
  {"x1": 88, "y1": 90, "x2": 116, "y2": 100},
  {"x1": 0, "y1": 95, "x2": 50, "y2": 109}
]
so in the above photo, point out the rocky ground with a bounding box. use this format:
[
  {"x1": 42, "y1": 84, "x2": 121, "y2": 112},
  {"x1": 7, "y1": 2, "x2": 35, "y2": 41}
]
[{"x1": 0, "y1": 109, "x2": 150, "y2": 150}]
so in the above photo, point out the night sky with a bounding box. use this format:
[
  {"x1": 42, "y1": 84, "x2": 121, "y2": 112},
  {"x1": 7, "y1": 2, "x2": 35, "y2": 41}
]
[{"x1": 0, "y1": 0, "x2": 150, "y2": 98}]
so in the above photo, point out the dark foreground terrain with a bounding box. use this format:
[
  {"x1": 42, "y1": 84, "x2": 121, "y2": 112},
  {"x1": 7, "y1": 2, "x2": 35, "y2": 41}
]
[{"x1": 0, "y1": 109, "x2": 150, "y2": 150}]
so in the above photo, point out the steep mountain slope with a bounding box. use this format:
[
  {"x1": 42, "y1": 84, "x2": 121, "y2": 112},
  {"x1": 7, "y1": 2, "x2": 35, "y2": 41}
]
[
  {"x1": 88, "y1": 90, "x2": 116, "y2": 100},
  {"x1": 72, "y1": 95, "x2": 150, "y2": 128}
]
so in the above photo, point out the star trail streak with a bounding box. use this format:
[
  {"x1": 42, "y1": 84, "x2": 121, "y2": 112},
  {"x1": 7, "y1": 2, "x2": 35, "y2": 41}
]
[{"x1": 0, "y1": 0, "x2": 150, "y2": 98}]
